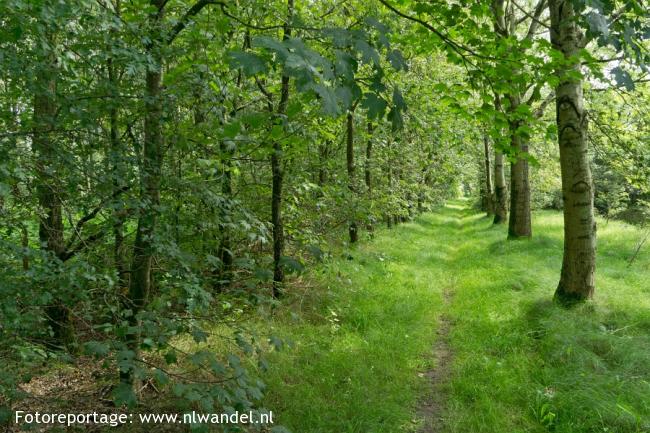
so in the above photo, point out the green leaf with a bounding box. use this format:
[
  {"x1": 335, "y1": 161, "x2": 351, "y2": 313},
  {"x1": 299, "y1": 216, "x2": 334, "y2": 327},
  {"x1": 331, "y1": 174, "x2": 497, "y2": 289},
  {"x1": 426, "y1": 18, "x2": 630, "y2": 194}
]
[
  {"x1": 84, "y1": 341, "x2": 110, "y2": 358},
  {"x1": 253, "y1": 36, "x2": 288, "y2": 59},
  {"x1": 387, "y1": 49, "x2": 408, "y2": 71},
  {"x1": 365, "y1": 17, "x2": 389, "y2": 34},
  {"x1": 279, "y1": 256, "x2": 305, "y2": 273},
  {"x1": 611, "y1": 66, "x2": 634, "y2": 90},
  {"x1": 361, "y1": 93, "x2": 387, "y2": 120},
  {"x1": 255, "y1": 267, "x2": 273, "y2": 281},
  {"x1": 164, "y1": 350, "x2": 178, "y2": 365},
  {"x1": 191, "y1": 327, "x2": 208, "y2": 343},
  {"x1": 153, "y1": 369, "x2": 169, "y2": 386},
  {"x1": 354, "y1": 39, "x2": 381, "y2": 67},
  {"x1": 223, "y1": 121, "x2": 241, "y2": 139},
  {"x1": 392, "y1": 86, "x2": 406, "y2": 112},
  {"x1": 112, "y1": 383, "x2": 137, "y2": 408},
  {"x1": 312, "y1": 84, "x2": 340, "y2": 116},
  {"x1": 227, "y1": 51, "x2": 268, "y2": 75},
  {"x1": 585, "y1": 12, "x2": 609, "y2": 37}
]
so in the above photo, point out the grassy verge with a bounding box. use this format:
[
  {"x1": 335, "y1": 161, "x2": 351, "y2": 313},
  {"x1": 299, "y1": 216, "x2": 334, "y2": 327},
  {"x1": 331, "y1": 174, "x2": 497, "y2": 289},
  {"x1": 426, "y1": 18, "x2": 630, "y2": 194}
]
[{"x1": 257, "y1": 200, "x2": 650, "y2": 433}]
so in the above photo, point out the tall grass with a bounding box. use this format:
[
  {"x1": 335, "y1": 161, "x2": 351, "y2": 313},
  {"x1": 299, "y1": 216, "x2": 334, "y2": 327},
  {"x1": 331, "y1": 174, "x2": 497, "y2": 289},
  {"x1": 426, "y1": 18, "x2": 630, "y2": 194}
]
[{"x1": 258, "y1": 201, "x2": 650, "y2": 433}]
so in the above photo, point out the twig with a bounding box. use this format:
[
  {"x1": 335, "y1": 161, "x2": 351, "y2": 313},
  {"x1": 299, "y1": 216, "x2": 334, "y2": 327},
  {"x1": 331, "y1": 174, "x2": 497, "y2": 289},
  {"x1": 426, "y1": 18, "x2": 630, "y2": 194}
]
[{"x1": 628, "y1": 230, "x2": 649, "y2": 267}]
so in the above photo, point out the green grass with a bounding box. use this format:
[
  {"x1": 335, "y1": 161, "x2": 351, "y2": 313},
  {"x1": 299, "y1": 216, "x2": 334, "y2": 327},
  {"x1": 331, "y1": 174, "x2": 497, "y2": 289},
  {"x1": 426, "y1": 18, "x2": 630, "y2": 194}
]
[{"x1": 257, "y1": 200, "x2": 650, "y2": 433}]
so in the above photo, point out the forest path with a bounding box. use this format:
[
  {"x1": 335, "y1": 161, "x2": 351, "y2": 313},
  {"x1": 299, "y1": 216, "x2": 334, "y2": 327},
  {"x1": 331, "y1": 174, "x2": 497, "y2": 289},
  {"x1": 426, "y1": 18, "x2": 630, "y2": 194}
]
[
  {"x1": 415, "y1": 201, "x2": 476, "y2": 432},
  {"x1": 261, "y1": 200, "x2": 650, "y2": 433},
  {"x1": 260, "y1": 199, "x2": 480, "y2": 432},
  {"x1": 416, "y1": 280, "x2": 454, "y2": 433}
]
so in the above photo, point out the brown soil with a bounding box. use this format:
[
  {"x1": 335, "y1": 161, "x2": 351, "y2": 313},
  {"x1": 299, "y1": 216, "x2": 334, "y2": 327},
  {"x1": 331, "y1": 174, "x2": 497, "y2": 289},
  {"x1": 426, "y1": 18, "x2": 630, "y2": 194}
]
[{"x1": 417, "y1": 287, "x2": 454, "y2": 433}]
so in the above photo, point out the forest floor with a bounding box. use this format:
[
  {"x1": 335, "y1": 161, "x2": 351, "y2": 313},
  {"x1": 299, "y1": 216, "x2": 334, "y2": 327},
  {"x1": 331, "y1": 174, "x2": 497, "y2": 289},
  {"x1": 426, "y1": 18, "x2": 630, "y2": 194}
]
[{"x1": 258, "y1": 199, "x2": 650, "y2": 433}]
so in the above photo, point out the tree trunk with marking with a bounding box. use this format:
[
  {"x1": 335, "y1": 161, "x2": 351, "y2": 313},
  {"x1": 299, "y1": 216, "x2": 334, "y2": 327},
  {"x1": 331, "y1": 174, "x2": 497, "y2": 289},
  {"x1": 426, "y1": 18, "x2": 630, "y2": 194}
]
[{"x1": 549, "y1": 0, "x2": 596, "y2": 302}]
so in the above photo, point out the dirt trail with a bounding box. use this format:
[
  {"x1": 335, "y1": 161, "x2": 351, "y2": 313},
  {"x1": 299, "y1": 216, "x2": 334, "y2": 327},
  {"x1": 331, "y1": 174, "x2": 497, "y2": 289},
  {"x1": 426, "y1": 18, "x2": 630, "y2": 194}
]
[{"x1": 417, "y1": 284, "x2": 454, "y2": 433}]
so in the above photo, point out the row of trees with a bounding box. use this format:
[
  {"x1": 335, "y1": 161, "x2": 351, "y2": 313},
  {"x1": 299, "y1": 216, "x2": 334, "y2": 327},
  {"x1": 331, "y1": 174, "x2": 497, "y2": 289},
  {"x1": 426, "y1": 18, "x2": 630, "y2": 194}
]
[{"x1": 392, "y1": 0, "x2": 649, "y2": 301}]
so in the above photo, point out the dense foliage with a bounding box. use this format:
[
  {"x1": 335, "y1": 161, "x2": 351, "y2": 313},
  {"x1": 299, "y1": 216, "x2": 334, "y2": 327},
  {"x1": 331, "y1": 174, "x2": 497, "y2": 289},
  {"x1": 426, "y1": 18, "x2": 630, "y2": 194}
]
[{"x1": 0, "y1": 0, "x2": 647, "y2": 431}]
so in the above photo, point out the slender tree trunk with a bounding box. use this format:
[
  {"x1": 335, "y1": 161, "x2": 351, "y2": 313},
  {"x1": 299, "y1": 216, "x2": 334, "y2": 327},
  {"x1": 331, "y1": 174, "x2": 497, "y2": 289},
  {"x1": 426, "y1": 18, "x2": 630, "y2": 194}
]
[
  {"x1": 490, "y1": 3, "x2": 530, "y2": 235},
  {"x1": 21, "y1": 224, "x2": 29, "y2": 270},
  {"x1": 346, "y1": 110, "x2": 358, "y2": 243},
  {"x1": 493, "y1": 149, "x2": 508, "y2": 224},
  {"x1": 365, "y1": 121, "x2": 374, "y2": 232},
  {"x1": 218, "y1": 139, "x2": 233, "y2": 287},
  {"x1": 507, "y1": 96, "x2": 532, "y2": 239},
  {"x1": 318, "y1": 140, "x2": 330, "y2": 186},
  {"x1": 549, "y1": 0, "x2": 595, "y2": 302},
  {"x1": 483, "y1": 133, "x2": 494, "y2": 215},
  {"x1": 271, "y1": 135, "x2": 285, "y2": 297},
  {"x1": 108, "y1": 10, "x2": 127, "y2": 289},
  {"x1": 124, "y1": 3, "x2": 164, "y2": 383},
  {"x1": 109, "y1": 83, "x2": 127, "y2": 289},
  {"x1": 386, "y1": 157, "x2": 393, "y2": 228},
  {"x1": 271, "y1": 0, "x2": 293, "y2": 298},
  {"x1": 32, "y1": 31, "x2": 71, "y2": 347},
  {"x1": 365, "y1": 121, "x2": 373, "y2": 194}
]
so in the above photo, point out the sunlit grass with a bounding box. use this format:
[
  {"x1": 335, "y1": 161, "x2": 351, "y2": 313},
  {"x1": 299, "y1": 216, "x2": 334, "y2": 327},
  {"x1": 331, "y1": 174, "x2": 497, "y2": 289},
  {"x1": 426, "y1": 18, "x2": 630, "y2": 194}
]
[{"x1": 256, "y1": 200, "x2": 650, "y2": 433}]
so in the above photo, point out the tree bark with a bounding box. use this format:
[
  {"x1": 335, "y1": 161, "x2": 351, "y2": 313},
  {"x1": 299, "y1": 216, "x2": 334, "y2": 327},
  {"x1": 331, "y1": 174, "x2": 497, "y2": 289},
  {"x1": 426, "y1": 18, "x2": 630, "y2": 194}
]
[
  {"x1": 549, "y1": 0, "x2": 596, "y2": 302},
  {"x1": 365, "y1": 121, "x2": 374, "y2": 232},
  {"x1": 491, "y1": 0, "x2": 531, "y2": 235},
  {"x1": 124, "y1": 2, "x2": 165, "y2": 383},
  {"x1": 493, "y1": 149, "x2": 508, "y2": 224},
  {"x1": 32, "y1": 30, "x2": 71, "y2": 347},
  {"x1": 317, "y1": 141, "x2": 330, "y2": 186},
  {"x1": 365, "y1": 121, "x2": 373, "y2": 195},
  {"x1": 483, "y1": 133, "x2": 494, "y2": 215},
  {"x1": 218, "y1": 139, "x2": 233, "y2": 288},
  {"x1": 346, "y1": 110, "x2": 358, "y2": 243},
  {"x1": 386, "y1": 153, "x2": 393, "y2": 228},
  {"x1": 107, "y1": 4, "x2": 127, "y2": 290},
  {"x1": 271, "y1": 0, "x2": 293, "y2": 298},
  {"x1": 507, "y1": 95, "x2": 532, "y2": 239}
]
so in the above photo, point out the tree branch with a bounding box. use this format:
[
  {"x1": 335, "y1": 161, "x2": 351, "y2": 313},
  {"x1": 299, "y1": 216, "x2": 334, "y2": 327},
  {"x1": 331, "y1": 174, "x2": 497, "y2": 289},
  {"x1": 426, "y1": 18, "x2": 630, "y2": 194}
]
[
  {"x1": 534, "y1": 92, "x2": 555, "y2": 118},
  {"x1": 378, "y1": 0, "x2": 494, "y2": 61},
  {"x1": 63, "y1": 185, "x2": 130, "y2": 254},
  {"x1": 522, "y1": 0, "x2": 548, "y2": 40},
  {"x1": 167, "y1": 0, "x2": 225, "y2": 45}
]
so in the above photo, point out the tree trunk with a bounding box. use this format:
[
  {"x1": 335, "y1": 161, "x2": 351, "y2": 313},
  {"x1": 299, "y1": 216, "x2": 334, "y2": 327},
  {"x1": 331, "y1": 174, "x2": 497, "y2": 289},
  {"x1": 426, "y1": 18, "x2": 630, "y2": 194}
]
[
  {"x1": 218, "y1": 139, "x2": 233, "y2": 288},
  {"x1": 386, "y1": 158, "x2": 393, "y2": 229},
  {"x1": 483, "y1": 133, "x2": 494, "y2": 215},
  {"x1": 32, "y1": 31, "x2": 71, "y2": 347},
  {"x1": 365, "y1": 121, "x2": 373, "y2": 194},
  {"x1": 549, "y1": 0, "x2": 595, "y2": 302},
  {"x1": 318, "y1": 141, "x2": 330, "y2": 186},
  {"x1": 507, "y1": 100, "x2": 532, "y2": 239},
  {"x1": 490, "y1": 3, "x2": 530, "y2": 234},
  {"x1": 271, "y1": 0, "x2": 293, "y2": 298},
  {"x1": 108, "y1": 14, "x2": 127, "y2": 289},
  {"x1": 124, "y1": 4, "x2": 164, "y2": 382},
  {"x1": 365, "y1": 121, "x2": 374, "y2": 232},
  {"x1": 21, "y1": 224, "x2": 29, "y2": 270},
  {"x1": 346, "y1": 110, "x2": 358, "y2": 243},
  {"x1": 493, "y1": 149, "x2": 508, "y2": 224}
]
